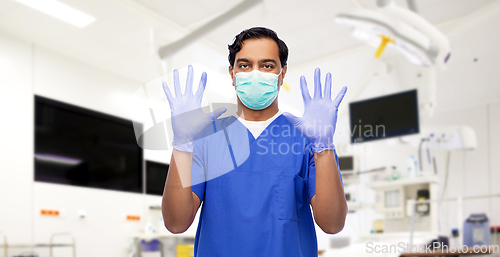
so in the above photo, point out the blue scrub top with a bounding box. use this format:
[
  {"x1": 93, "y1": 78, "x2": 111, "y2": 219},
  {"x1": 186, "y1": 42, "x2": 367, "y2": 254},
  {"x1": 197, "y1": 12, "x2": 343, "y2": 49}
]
[{"x1": 191, "y1": 114, "x2": 340, "y2": 257}]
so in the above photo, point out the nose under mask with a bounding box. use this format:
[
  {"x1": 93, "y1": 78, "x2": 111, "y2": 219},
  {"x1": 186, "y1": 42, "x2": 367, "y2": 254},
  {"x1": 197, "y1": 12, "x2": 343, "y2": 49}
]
[{"x1": 234, "y1": 69, "x2": 281, "y2": 110}]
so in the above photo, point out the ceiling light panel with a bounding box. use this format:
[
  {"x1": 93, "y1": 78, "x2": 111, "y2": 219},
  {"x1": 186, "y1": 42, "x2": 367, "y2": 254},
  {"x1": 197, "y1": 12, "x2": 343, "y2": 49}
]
[{"x1": 13, "y1": 0, "x2": 95, "y2": 28}]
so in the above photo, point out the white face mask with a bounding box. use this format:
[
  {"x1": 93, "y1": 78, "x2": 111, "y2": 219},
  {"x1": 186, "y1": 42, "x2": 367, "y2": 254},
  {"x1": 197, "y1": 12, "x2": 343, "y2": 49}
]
[{"x1": 234, "y1": 69, "x2": 282, "y2": 110}]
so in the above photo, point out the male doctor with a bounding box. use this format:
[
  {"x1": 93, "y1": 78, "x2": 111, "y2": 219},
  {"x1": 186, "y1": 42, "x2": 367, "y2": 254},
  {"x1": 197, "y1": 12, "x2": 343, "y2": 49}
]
[{"x1": 161, "y1": 27, "x2": 347, "y2": 256}]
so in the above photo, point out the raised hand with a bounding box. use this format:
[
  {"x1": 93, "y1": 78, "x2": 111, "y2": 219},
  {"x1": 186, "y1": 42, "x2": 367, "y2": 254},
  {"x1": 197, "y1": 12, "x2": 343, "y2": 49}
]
[
  {"x1": 283, "y1": 68, "x2": 347, "y2": 153},
  {"x1": 162, "y1": 65, "x2": 227, "y2": 152}
]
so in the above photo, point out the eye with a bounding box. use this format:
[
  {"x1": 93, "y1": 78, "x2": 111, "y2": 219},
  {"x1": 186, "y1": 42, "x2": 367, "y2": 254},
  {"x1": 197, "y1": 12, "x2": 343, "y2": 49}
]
[
  {"x1": 239, "y1": 64, "x2": 249, "y2": 69},
  {"x1": 263, "y1": 64, "x2": 274, "y2": 70}
]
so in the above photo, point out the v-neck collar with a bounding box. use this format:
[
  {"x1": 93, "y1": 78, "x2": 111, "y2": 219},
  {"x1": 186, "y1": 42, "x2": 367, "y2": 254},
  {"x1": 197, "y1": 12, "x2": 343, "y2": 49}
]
[{"x1": 234, "y1": 112, "x2": 284, "y2": 144}]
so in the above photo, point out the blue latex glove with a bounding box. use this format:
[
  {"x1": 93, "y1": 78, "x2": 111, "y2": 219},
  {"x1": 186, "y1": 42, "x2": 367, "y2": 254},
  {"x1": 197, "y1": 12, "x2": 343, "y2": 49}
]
[
  {"x1": 283, "y1": 68, "x2": 347, "y2": 153},
  {"x1": 162, "y1": 65, "x2": 227, "y2": 152}
]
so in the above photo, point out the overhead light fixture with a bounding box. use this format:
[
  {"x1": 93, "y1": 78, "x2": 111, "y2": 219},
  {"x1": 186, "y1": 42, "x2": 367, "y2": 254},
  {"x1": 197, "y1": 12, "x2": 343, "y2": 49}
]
[
  {"x1": 335, "y1": 0, "x2": 450, "y2": 69},
  {"x1": 13, "y1": 0, "x2": 95, "y2": 28},
  {"x1": 158, "y1": 0, "x2": 262, "y2": 59}
]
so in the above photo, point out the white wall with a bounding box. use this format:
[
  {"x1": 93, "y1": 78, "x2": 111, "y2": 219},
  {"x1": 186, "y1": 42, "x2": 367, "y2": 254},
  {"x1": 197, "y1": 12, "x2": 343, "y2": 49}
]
[
  {"x1": 0, "y1": 26, "x2": 34, "y2": 254},
  {"x1": 0, "y1": 31, "x2": 177, "y2": 257}
]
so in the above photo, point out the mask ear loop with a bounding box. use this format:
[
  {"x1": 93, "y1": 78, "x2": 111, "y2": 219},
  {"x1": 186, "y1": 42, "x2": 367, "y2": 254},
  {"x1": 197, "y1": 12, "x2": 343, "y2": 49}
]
[
  {"x1": 232, "y1": 67, "x2": 246, "y2": 120},
  {"x1": 277, "y1": 67, "x2": 284, "y2": 86}
]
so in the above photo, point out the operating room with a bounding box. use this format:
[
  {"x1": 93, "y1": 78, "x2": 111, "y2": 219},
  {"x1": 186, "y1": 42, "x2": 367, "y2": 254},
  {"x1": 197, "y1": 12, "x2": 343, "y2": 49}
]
[{"x1": 1, "y1": 0, "x2": 500, "y2": 256}]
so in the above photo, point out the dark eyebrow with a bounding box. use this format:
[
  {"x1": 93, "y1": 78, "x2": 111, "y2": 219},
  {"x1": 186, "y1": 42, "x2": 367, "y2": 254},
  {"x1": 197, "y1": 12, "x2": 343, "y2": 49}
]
[
  {"x1": 259, "y1": 59, "x2": 277, "y2": 65},
  {"x1": 236, "y1": 58, "x2": 277, "y2": 65},
  {"x1": 236, "y1": 58, "x2": 250, "y2": 63}
]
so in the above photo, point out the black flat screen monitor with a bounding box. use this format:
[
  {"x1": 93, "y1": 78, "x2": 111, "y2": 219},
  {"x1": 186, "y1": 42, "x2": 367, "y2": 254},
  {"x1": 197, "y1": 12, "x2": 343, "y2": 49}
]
[
  {"x1": 349, "y1": 89, "x2": 419, "y2": 143},
  {"x1": 146, "y1": 161, "x2": 169, "y2": 196},
  {"x1": 35, "y1": 95, "x2": 143, "y2": 193}
]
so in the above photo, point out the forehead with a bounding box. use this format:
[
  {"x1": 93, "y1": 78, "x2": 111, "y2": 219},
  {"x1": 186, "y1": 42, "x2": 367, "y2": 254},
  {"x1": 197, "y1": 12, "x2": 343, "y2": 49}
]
[{"x1": 236, "y1": 38, "x2": 280, "y2": 64}]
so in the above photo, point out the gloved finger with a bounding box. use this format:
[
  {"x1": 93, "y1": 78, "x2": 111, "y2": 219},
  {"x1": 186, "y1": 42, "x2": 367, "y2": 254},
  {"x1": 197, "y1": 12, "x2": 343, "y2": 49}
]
[
  {"x1": 162, "y1": 81, "x2": 174, "y2": 101},
  {"x1": 173, "y1": 69, "x2": 182, "y2": 98},
  {"x1": 185, "y1": 65, "x2": 194, "y2": 96},
  {"x1": 324, "y1": 72, "x2": 332, "y2": 101},
  {"x1": 313, "y1": 67, "x2": 322, "y2": 99},
  {"x1": 332, "y1": 86, "x2": 348, "y2": 108},
  {"x1": 195, "y1": 72, "x2": 208, "y2": 103},
  {"x1": 211, "y1": 107, "x2": 227, "y2": 120},
  {"x1": 300, "y1": 76, "x2": 311, "y2": 105},
  {"x1": 282, "y1": 112, "x2": 299, "y2": 125}
]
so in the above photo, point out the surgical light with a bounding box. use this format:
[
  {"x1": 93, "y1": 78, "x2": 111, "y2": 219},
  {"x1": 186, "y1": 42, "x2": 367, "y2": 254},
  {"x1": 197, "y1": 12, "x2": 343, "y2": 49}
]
[
  {"x1": 335, "y1": 0, "x2": 450, "y2": 69},
  {"x1": 13, "y1": 0, "x2": 95, "y2": 28}
]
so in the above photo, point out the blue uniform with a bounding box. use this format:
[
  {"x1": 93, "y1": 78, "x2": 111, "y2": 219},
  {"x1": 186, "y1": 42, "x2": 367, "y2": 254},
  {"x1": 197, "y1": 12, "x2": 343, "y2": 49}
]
[{"x1": 191, "y1": 114, "x2": 339, "y2": 257}]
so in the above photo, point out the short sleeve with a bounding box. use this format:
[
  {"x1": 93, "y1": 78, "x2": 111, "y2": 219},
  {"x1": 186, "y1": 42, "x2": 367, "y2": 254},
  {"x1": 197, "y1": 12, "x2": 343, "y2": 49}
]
[
  {"x1": 191, "y1": 137, "x2": 206, "y2": 203},
  {"x1": 307, "y1": 149, "x2": 344, "y2": 204}
]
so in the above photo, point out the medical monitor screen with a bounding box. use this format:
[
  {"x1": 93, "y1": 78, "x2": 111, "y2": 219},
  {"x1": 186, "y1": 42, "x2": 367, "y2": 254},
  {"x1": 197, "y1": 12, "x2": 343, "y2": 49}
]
[
  {"x1": 349, "y1": 89, "x2": 419, "y2": 143},
  {"x1": 35, "y1": 95, "x2": 143, "y2": 193},
  {"x1": 146, "y1": 161, "x2": 169, "y2": 196},
  {"x1": 338, "y1": 156, "x2": 354, "y2": 171}
]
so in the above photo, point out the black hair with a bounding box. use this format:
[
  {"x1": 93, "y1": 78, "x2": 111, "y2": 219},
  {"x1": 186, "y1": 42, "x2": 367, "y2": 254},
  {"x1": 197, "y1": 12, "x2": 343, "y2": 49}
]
[{"x1": 228, "y1": 27, "x2": 288, "y2": 67}]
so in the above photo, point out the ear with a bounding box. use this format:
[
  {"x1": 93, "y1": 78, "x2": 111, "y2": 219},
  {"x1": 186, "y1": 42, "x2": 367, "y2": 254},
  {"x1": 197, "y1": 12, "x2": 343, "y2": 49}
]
[
  {"x1": 279, "y1": 65, "x2": 288, "y2": 87},
  {"x1": 228, "y1": 65, "x2": 235, "y2": 87},
  {"x1": 281, "y1": 65, "x2": 288, "y2": 82}
]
